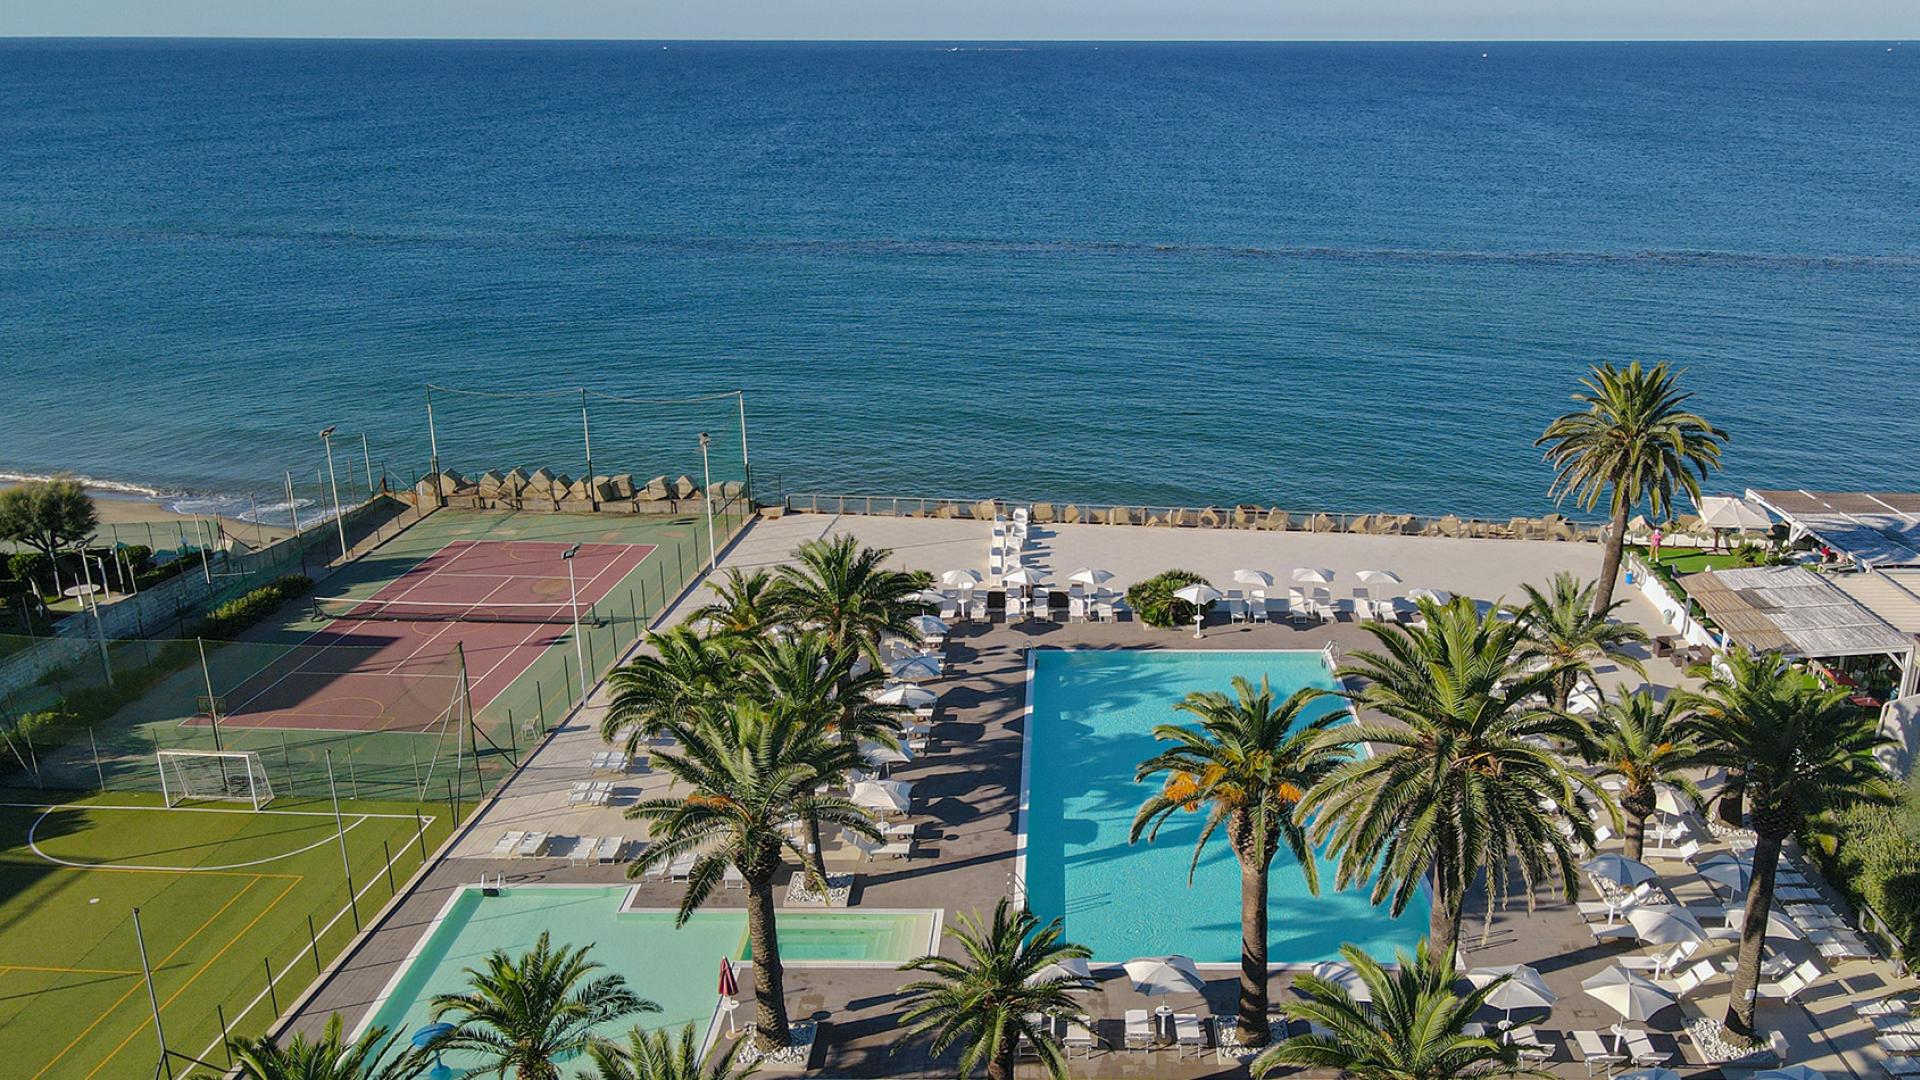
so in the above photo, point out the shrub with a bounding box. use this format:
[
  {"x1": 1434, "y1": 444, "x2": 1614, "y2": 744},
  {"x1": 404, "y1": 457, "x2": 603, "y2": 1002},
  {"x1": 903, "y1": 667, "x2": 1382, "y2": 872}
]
[
  {"x1": 120, "y1": 544, "x2": 153, "y2": 571},
  {"x1": 7, "y1": 550, "x2": 49, "y2": 586},
  {"x1": 197, "y1": 575, "x2": 311, "y2": 640},
  {"x1": 1806, "y1": 796, "x2": 1920, "y2": 963},
  {"x1": 1126, "y1": 569, "x2": 1211, "y2": 628}
]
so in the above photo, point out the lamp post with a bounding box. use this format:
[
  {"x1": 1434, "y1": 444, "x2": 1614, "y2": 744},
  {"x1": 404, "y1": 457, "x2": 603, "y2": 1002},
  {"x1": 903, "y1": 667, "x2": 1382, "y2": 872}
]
[
  {"x1": 562, "y1": 544, "x2": 588, "y2": 699},
  {"x1": 698, "y1": 432, "x2": 718, "y2": 573},
  {"x1": 319, "y1": 426, "x2": 348, "y2": 558}
]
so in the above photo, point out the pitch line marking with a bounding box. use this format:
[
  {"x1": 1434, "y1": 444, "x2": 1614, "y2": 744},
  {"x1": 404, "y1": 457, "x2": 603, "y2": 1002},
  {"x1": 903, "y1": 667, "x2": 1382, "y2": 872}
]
[{"x1": 28, "y1": 809, "x2": 373, "y2": 872}]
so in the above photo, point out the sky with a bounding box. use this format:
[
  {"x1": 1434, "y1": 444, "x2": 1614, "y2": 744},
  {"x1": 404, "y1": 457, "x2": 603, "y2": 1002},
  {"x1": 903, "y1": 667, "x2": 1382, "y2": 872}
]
[{"x1": 1, "y1": 0, "x2": 1913, "y2": 41}]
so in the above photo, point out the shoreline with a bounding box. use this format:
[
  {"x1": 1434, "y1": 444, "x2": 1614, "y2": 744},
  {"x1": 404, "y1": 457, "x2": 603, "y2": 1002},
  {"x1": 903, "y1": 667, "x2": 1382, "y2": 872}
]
[{"x1": 0, "y1": 479, "x2": 293, "y2": 547}]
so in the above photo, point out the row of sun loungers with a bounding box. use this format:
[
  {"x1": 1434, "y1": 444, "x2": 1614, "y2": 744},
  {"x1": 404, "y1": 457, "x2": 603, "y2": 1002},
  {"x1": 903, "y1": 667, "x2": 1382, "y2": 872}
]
[{"x1": 490, "y1": 830, "x2": 632, "y2": 863}]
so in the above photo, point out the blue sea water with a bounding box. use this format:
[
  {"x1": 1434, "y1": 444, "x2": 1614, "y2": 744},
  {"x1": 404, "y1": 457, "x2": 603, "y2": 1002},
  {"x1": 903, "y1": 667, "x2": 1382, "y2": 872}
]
[{"x1": 1, "y1": 40, "x2": 1915, "y2": 519}]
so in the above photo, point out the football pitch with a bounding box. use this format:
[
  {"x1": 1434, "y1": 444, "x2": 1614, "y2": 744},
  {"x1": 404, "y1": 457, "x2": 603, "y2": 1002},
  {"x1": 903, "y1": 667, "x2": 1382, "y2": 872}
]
[{"x1": 0, "y1": 790, "x2": 455, "y2": 1080}]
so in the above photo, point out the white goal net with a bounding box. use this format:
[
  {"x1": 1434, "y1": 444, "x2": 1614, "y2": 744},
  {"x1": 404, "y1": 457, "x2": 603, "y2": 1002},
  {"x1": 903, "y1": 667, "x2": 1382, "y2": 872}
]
[{"x1": 157, "y1": 750, "x2": 275, "y2": 809}]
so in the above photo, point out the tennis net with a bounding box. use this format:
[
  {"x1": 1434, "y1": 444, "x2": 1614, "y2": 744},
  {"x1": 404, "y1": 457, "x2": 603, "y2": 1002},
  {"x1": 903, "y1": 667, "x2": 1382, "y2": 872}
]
[{"x1": 312, "y1": 595, "x2": 605, "y2": 625}]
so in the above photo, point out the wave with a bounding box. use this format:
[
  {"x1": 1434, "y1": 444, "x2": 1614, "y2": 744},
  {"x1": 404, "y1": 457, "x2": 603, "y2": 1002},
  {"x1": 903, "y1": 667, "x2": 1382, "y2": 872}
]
[
  {"x1": 0, "y1": 469, "x2": 178, "y2": 500},
  {"x1": 0, "y1": 468, "x2": 323, "y2": 526}
]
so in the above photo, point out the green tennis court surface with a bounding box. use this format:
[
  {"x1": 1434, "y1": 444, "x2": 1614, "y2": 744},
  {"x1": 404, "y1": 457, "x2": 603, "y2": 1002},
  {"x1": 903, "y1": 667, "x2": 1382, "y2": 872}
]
[{"x1": 0, "y1": 790, "x2": 455, "y2": 1080}]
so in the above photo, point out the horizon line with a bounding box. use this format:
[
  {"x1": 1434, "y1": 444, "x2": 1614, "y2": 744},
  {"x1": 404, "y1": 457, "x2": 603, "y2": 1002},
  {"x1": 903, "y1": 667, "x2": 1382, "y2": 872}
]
[{"x1": 0, "y1": 35, "x2": 1913, "y2": 44}]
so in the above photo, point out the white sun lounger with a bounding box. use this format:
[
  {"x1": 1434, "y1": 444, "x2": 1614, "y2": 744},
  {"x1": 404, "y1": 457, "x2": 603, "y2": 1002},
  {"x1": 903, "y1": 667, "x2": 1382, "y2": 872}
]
[
  {"x1": 1124, "y1": 1009, "x2": 1153, "y2": 1051},
  {"x1": 570, "y1": 836, "x2": 600, "y2": 863},
  {"x1": 1572, "y1": 1030, "x2": 1624, "y2": 1075},
  {"x1": 669, "y1": 851, "x2": 698, "y2": 880},
  {"x1": 1062, "y1": 1015, "x2": 1099, "y2": 1057},
  {"x1": 1174, "y1": 1013, "x2": 1205, "y2": 1056},
  {"x1": 491, "y1": 830, "x2": 527, "y2": 857},
  {"x1": 515, "y1": 832, "x2": 550, "y2": 858},
  {"x1": 1882, "y1": 1057, "x2": 1920, "y2": 1078},
  {"x1": 592, "y1": 836, "x2": 624, "y2": 863}
]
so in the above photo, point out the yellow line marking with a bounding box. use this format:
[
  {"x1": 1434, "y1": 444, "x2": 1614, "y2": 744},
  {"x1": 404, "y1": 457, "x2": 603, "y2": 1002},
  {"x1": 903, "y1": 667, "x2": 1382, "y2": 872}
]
[
  {"x1": 85, "y1": 874, "x2": 302, "y2": 1080},
  {"x1": 0, "y1": 964, "x2": 142, "y2": 976},
  {"x1": 29, "y1": 876, "x2": 260, "y2": 1080}
]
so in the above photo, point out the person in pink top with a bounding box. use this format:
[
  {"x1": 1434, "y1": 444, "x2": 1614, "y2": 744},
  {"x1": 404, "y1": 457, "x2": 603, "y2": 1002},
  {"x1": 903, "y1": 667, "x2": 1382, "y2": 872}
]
[{"x1": 1649, "y1": 526, "x2": 1664, "y2": 562}]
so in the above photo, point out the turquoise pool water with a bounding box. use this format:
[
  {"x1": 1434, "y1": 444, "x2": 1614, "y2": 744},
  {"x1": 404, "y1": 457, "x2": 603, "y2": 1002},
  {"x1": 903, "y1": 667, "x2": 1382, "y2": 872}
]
[
  {"x1": 1022, "y1": 649, "x2": 1426, "y2": 964},
  {"x1": 358, "y1": 887, "x2": 934, "y2": 1055}
]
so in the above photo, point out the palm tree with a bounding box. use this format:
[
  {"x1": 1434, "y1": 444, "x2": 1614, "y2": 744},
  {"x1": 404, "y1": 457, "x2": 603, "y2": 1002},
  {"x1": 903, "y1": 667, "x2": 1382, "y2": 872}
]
[
  {"x1": 1679, "y1": 647, "x2": 1786, "y2": 828},
  {"x1": 223, "y1": 1015, "x2": 429, "y2": 1080},
  {"x1": 1582, "y1": 690, "x2": 1705, "y2": 860},
  {"x1": 429, "y1": 932, "x2": 656, "y2": 1080},
  {"x1": 1129, "y1": 676, "x2": 1349, "y2": 1045},
  {"x1": 691, "y1": 568, "x2": 777, "y2": 640},
  {"x1": 1252, "y1": 940, "x2": 1550, "y2": 1080},
  {"x1": 769, "y1": 534, "x2": 927, "y2": 667},
  {"x1": 602, "y1": 626, "x2": 737, "y2": 756},
  {"x1": 626, "y1": 700, "x2": 883, "y2": 1053},
  {"x1": 1536, "y1": 360, "x2": 1728, "y2": 613},
  {"x1": 1304, "y1": 596, "x2": 1602, "y2": 957},
  {"x1": 582, "y1": 1023, "x2": 753, "y2": 1080},
  {"x1": 896, "y1": 897, "x2": 1093, "y2": 1080},
  {"x1": 1681, "y1": 653, "x2": 1892, "y2": 1040},
  {"x1": 1509, "y1": 573, "x2": 1649, "y2": 711}
]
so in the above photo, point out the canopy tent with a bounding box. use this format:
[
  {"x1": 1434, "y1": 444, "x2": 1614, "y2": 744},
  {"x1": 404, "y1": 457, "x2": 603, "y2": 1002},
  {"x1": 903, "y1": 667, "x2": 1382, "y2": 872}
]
[
  {"x1": 1695, "y1": 495, "x2": 1774, "y2": 534},
  {"x1": 1747, "y1": 489, "x2": 1920, "y2": 568}
]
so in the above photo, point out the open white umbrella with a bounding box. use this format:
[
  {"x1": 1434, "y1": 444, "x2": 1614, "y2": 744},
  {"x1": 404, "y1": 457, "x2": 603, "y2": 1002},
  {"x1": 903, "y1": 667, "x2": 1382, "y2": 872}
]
[
  {"x1": 1584, "y1": 853, "x2": 1658, "y2": 889},
  {"x1": 1628, "y1": 906, "x2": 1707, "y2": 946},
  {"x1": 890, "y1": 654, "x2": 943, "y2": 681},
  {"x1": 1123, "y1": 955, "x2": 1205, "y2": 997},
  {"x1": 1723, "y1": 907, "x2": 1806, "y2": 941},
  {"x1": 1027, "y1": 957, "x2": 1094, "y2": 987},
  {"x1": 1467, "y1": 964, "x2": 1556, "y2": 1021},
  {"x1": 1233, "y1": 568, "x2": 1275, "y2": 589},
  {"x1": 1694, "y1": 853, "x2": 1752, "y2": 894},
  {"x1": 1582, "y1": 966, "x2": 1675, "y2": 1026},
  {"x1": 1307, "y1": 960, "x2": 1372, "y2": 1003},
  {"x1": 1068, "y1": 567, "x2": 1114, "y2": 588},
  {"x1": 871, "y1": 683, "x2": 936, "y2": 709},
  {"x1": 860, "y1": 740, "x2": 912, "y2": 767},
  {"x1": 910, "y1": 587, "x2": 946, "y2": 606},
  {"x1": 940, "y1": 568, "x2": 982, "y2": 589},
  {"x1": 1002, "y1": 566, "x2": 1043, "y2": 589},
  {"x1": 1173, "y1": 583, "x2": 1224, "y2": 639},
  {"x1": 1408, "y1": 587, "x2": 1453, "y2": 604},
  {"x1": 1654, "y1": 785, "x2": 1695, "y2": 817},
  {"x1": 1292, "y1": 567, "x2": 1335, "y2": 584},
  {"x1": 1755, "y1": 1066, "x2": 1826, "y2": 1080},
  {"x1": 1357, "y1": 568, "x2": 1402, "y2": 588},
  {"x1": 850, "y1": 779, "x2": 912, "y2": 815},
  {"x1": 910, "y1": 614, "x2": 951, "y2": 639}
]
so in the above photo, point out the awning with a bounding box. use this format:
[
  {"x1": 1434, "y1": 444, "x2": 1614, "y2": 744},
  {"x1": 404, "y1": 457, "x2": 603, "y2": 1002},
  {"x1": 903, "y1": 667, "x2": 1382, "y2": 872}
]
[
  {"x1": 1686, "y1": 565, "x2": 1913, "y2": 659},
  {"x1": 1747, "y1": 490, "x2": 1920, "y2": 568}
]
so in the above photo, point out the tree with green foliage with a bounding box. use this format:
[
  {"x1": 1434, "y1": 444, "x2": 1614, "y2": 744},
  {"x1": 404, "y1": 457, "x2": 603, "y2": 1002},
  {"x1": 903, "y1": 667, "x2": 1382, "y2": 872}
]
[
  {"x1": 1124, "y1": 569, "x2": 1211, "y2": 629},
  {"x1": 896, "y1": 898, "x2": 1093, "y2": 1080},
  {"x1": 1252, "y1": 940, "x2": 1550, "y2": 1080},
  {"x1": 582, "y1": 1023, "x2": 754, "y2": 1080},
  {"x1": 1536, "y1": 360, "x2": 1727, "y2": 613},
  {"x1": 691, "y1": 568, "x2": 778, "y2": 640},
  {"x1": 429, "y1": 932, "x2": 656, "y2": 1080},
  {"x1": 1582, "y1": 690, "x2": 1705, "y2": 860},
  {"x1": 219, "y1": 1015, "x2": 430, "y2": 1080},
  {"x1": 625, "y1": 700, "x2": 882, "y2": 1053},
  {"x1": 0, "y1": 478, "x2": 97, "y2": 573},
  {"x1": 770, "y1": 535, "x2": 927, "y2": 669},
  {"x1": 602, "y1": 626, "x2": 737, "y2": 755},
  {"x1": 1130, "y1": 676, "x2": 1348, "y2": 1045},
  {"x1": 1305, "y1": 596, "x2": 1602, "y2": 957},
  {"x1": 1681, "y1": 653, "x2": 1893, "y2": 1040},
  {"x1": 1509, "y1": 573, "x2": 1648, "y2": 712}
]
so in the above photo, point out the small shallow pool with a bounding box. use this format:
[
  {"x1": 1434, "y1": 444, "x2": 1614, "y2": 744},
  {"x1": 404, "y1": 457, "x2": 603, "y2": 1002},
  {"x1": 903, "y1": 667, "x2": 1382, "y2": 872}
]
[
  {"x1": 1020, "y1": 648, "x2": 1426, "y2": 964},
  {"x1": 357, "y1": 886, "x2": 937, "y2": 1054}
]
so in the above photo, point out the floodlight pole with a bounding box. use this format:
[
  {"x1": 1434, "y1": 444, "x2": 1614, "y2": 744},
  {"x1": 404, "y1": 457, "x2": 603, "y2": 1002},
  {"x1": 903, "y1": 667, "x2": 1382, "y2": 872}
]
[
  {"x1": 132, "y1": 908, "x2": 172, "y2": 1079},
  {"x1": 320, "y1": 426, "x2": 348, "y2": 559},
  {"x1": 426, "y1": 388, "x2": 446, "y2": 508},
  {"x1": 562, "y1": 545, "x2": 588, "y2": 699},
  {"x1": 735, "y1": 390, "x2": 752, "y2": 506},
  {"x1": 326, "y1": 750, "x2": 360, "y2": 930},
  {"x1": 580, "y1": 388, "x2": 598, "y2": 511},
  {"x1": 197, "y1": 637, "x2": 224, "y2": 753},
  {"x1": 286, "y1": 471, "x2": 301, "y2": 533},
  {"x1": 361, "y1": 434, "x2": 374, "y2": 499},
  {"x1": 699, "y1": 432, "x2": 718, "y2": 573}
]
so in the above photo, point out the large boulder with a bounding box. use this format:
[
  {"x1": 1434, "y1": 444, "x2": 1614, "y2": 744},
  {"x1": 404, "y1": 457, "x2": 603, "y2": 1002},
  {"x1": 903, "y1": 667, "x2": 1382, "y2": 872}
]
[
  {"x1": 1198, "y1": 506, "x2": 1223, "y2": 529},
  {"x1": 608, "y1": 474, "x2": 636, "y2": 500},
  {"x1": 1261, "y1": 508, "x2": 1290, "y2": 530},
  {"x1": 1031, "y1": 502, "x2": 1054, "y2": 524},
  {"x1": 1061, "y1": 504, "x2": 1081, "y2": 524},
  {"x1": 1309, "y1": 513, "x2": 1337, "y2": 533},
  {"x1": 639, "y1": 476, "x2": 670, "y2": 502},
  {"x1": 477, "y1": 470, "x2": 506, "y2": 497},
  {"x1": 671, "y1": 475, "x2": 700, "y2": 499},
  {"x1": 501, "y1": 468, "x2": 530, "y2": 496}
]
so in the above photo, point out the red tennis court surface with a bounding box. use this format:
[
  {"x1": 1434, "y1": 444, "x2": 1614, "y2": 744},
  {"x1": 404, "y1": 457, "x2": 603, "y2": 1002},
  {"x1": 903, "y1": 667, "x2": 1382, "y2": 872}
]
[{"x1": 187, "y1": 540, "x2": 654, "y2": 733}]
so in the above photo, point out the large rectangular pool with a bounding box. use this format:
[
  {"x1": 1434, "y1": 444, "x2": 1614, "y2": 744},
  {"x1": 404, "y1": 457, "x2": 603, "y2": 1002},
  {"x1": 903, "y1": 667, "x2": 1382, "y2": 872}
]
[{"x1": 1019, "y1": 648, "x2": 1425, "y2": 964}]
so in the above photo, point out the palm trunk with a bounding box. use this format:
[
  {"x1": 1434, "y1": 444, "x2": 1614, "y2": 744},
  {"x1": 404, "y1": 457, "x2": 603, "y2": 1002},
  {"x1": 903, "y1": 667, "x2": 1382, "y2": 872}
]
[
  {"x1": 802, "y1": 812, "x2": 830, "y2": 895},
  {"x1": 745, "y1": 874, "x2": 793, "y2": 1051},
  {"x1": 986, "y1": 1039, "x2": 1017, "y2": 1080},
  {"x1": 1717, "y1": 772, "x2": 1745, "y2": 829},
  {"x1": 1723, "y1": 829, "x2": 1783, "y2": 1041},
  {"x1": 1238, "y1": 862, "x2": 1271, "y2": 1045},
  {"x1": 1623, "y1": 809, "x2": 1647, "y2": 861},
  {"x1": 1593, "y1": 502, "x2": 1630, "y2": 614},
  {"x1": 1429, "y1": 883, "x2": 1464, "y2": 959},
  {"x1": 1553, "y1": 671, "x2": 1575, "y2": 713}
]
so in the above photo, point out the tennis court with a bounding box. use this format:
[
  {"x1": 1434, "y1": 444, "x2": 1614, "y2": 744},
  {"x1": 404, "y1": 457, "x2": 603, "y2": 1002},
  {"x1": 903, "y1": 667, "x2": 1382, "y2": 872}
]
[{"x1": 187, "y1": 540, "x2": 653, "y2": 734}]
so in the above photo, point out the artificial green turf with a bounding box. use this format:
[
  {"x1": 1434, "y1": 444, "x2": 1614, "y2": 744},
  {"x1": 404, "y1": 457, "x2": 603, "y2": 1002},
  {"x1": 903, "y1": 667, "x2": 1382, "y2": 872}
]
[
  {"x1": 0, "y1": 789, "x2": 455, "y2": 1080},
  {"x1": 1629, "y1": 545, "x2": 1749, "y2": 575}
]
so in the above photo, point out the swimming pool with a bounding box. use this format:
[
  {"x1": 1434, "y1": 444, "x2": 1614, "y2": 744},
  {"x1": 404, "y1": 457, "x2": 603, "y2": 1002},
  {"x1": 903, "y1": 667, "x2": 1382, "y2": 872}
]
[
  {"x1": 355, "y1": 886, "x2": 938, "y2": 1056},
  {"x1": 1018, "y1": 649, "x2": 1426, "y2": 965}
]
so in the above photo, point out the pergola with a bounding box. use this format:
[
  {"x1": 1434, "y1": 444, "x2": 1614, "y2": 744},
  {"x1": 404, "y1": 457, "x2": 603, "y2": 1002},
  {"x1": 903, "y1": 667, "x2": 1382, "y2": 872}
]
[
  {"x1": 1685, "y1": 565, "x2": 1918, "y2": 698},
  {"x1": 1747, "y1": 489, "x2": 1920, "y2": 568}
]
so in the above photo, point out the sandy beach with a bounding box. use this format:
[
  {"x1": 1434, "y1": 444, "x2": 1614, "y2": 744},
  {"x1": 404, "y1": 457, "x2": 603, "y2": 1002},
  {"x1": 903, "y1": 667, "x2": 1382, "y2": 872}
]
[{"x1": 0, "y1": 482, "x2": 292, "y2": 548}]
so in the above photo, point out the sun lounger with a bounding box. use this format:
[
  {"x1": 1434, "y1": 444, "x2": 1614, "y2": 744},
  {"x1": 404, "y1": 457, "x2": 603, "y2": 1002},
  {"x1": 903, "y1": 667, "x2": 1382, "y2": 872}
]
[
  {"x1": 1589, "y1": 921, "x2": 1639, "y2": 943},
  {"x1": 594, "y1": 837, "x2": 624, "y2": 862},
  {"x1": 1621, "y1": 1028, "x2": 1667, "y2": 1065},
  {"x1": 1124, "y1": 1010, "x2": 1153, "y2": 1051},
  {"x1": 1757, "y1": 968, "x2": 1817, "y2": 1003},
  {"x1": 1573, "y1": 1030, "x2": 1625, "y2": 1075},
  {"x1": 1659, "y1": 960, "x2": 1716, "y2": 997},
  {"x1": 724, "y1": 864, "x2": 745, "y2": 890},
  {"x1": 1882, "y1": 1057, "x2": 1920, "y2": 1078},
  {"x1": 1062, "y1": 1015, "x2": 1099, "y2": 1057},
  {"x1": 862, "y1": 839, "x2": 913, "y2": 860},
  {"x1": 1174, "y1": 1013, "x2": 1206, "y2": 1057},
  {"x1": 516, "y1": 832, "x2": 549, "y2": 858},
  {"x1": 1882, "y1": 1035, "x2": 1920, "y2": 1055},
  {"x1": 1811, "y1": 928, "x2": 1874, "y2": 959},
  {"x1": 492, "y1": 830, "x2": 527, "y2": 857},
  {"x1": 1250, "y1": 591, "x2": 1269, "y2": 622},
  {"x1": 570, "y1": 836, "x2": 599, "y2": 863},
  {"x1": 1863, "y1": 999, "x2": 1915, "y2": 1018},
  {"x1": 1775, "y1": 886, "x2": 1823, "y2": 902},
  {"x1": 669, "y1": 851, "x2": 697, "y2": 880}
]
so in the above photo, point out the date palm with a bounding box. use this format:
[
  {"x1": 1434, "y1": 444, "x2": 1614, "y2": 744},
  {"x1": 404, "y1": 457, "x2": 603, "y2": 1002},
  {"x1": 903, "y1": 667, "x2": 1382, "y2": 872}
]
[
  {"x1": 691, "y1": 568, "x2": 777, "y2": 640},
  {"x1": 1537, "y1": 360, "x2": 1727, "y2": 613},
  {"x1": 625, "y1": 700, "x2": 883, "y2": 1053},
  {"x1": 602, "y1": 626, "x2": 737, "y2": 756},
  {"x1": 429, "y1": 932, "x2": 656, "y2": 1080},
  {"x1": 897, "y1": 897, "x2": 1093, "y2": 1080},
  {"x1": 770, "y1": 535, "x2": 928, "y2": 668},
  {"x1": 1678, "y1": 647, "x2": 1784, "y2": 828},
  {"x1": 1129, "y1": 676, "x2": 1349, "y2": 1045},
  {"x1": 581, "y1": 1023, "x2": 752, "y2": 1080},
  {"x1": 1681, "y1": 653, "x2": 1892, "y2": 1039},
  {"x1": 1509, "y1": 573, "x2": 1648, "y2": 712},
  {"x1": 1305, "y1": 595, "x2": 1602, "y2": 957},
  {"x1": 223, "y1": 1015, "x2": 430, "y2": 1080},
  {"x1": 1582, "y1": 690, "x2": 1705, "y2": 860},
  {"x1": 1252, "y1": 940, "x2": 1550, "y2": 1080}
]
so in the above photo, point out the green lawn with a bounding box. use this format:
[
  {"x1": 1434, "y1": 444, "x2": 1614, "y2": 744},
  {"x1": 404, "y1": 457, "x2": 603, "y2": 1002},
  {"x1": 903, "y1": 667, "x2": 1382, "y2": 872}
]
[
  {"x1": 1630, "y1": 545, "x2": 1749, "y2": 576},
  {"x1": 0, "y1": 789, "x2": 455, "y2": 1080}
]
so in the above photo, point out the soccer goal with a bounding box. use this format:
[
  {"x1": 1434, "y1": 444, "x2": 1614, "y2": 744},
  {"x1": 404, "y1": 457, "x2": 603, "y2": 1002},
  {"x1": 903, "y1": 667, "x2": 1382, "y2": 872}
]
[{"x1": 157, "y1": 750, "x2": 276, "y2": 809}]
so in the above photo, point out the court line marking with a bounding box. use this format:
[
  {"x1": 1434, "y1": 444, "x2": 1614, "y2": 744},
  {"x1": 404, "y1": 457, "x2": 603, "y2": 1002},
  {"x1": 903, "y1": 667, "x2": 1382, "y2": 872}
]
[
  {"x1": 464, "y1": 542, "x2": 642, "y2": 691},
  {"x1": 0, "y1": 963, "x2": 142, "y2": 976},
  {"x1": 0, "y1": 802, "x2": 430, "y2": 820},
  {"x1": 28, "y1": 809, "x2": 373, "y2": 871},
  {"x1": 29, "y1": 876, "x2": 261, "y2": 1080},
  {"x1": 376, "y1": 576, "x2": 516, "y2": 676}
]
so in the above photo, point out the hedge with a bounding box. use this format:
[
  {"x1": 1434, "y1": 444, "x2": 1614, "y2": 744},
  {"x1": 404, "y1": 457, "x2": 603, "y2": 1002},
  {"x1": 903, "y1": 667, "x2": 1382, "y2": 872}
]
[
  {"x1": 1126, "y1": 569, "x2": 1212, "y2": 629},
  {"x1": 197, "y1": 574, "x2": 312, "y2": 639},
  {"x1": 1805, "y1": 791, "x2": 1920, "y2": 963}
]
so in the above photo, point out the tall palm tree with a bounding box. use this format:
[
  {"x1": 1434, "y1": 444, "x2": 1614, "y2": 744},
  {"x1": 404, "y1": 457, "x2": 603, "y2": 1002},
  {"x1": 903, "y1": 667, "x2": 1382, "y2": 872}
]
[
  {"x1": 896, "y1": 897, "x2": 1093, "y2": 1080},
  {"x1": 1681, "y1": 653, "x2": 1892, "y2": 1039},
  {"x1": 582, "y1": 1023, "x2": 753, "y2": 1080},
  {"x1": 1509, "y1": 573, "x2": 1649, "y2": 711},
  {"x1": 1129, "y1": 676, "x2": 1349, "y2": 1045},
  {"x1": 691, "y1": 568, "x2": 777, "y2": 640},
  {"x1": 1305, "y1": 596, "x2": 1602, "y2": 957},
  {"x1": 1536, "y1": 360, "x2": 1728, "y2": 613},
  {"x1": 1582, "y1": 690, "x2": 1705, "y2": 860},
  {"x1": 602, "y1": 626, "x2": 737, "y2": 756},
  {"x1": 1252, "y1": 940, "x2": 1550, "y2": 1080},
  {"x1": 626, "y1": 700, "x2": 884, "y2": 1053},
  {"x1": 769, "y1": 535, "x2": 927, "y2": 667},
  {"x1": 1679, "y1": 647, "x2": 1787, "y2": 828},
  {"x1": 223, "y1": 1016, "x2": 429, "y2": 1080},
  {"x1": 429, "y1": 932, "x2": 656, "y2": 1080}
]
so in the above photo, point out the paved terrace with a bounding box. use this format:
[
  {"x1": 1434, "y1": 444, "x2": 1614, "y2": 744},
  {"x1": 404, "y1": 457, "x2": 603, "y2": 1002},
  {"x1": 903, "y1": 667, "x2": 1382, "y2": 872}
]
[{"x1": 281, "y1": 512, "x2": 1913, "y2": 1078}]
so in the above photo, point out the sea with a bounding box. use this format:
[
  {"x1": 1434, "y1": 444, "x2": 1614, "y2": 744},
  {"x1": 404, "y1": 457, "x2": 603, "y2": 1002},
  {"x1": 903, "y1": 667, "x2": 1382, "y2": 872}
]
[{"x1": 1, "y1": 39, "x2": 1915, "y2": 525}]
